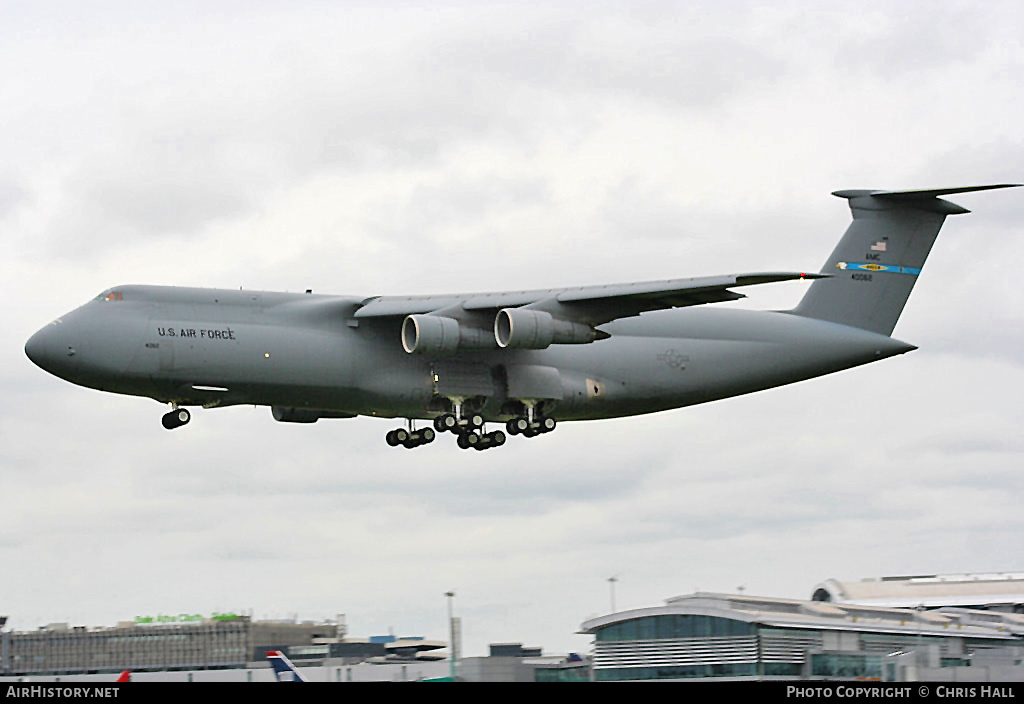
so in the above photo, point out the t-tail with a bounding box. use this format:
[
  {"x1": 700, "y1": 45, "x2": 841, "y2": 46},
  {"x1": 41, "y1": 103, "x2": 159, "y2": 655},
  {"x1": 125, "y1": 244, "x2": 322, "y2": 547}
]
[
  {"x1": 792, "y1": 185, "x2": 1019, "y2": 336},
  {"x1": 267, "y1": 650, "x2": 307, "y2": 682}
]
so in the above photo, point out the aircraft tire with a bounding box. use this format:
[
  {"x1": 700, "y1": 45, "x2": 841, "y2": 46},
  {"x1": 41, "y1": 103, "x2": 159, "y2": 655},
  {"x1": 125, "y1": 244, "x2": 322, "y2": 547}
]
[
  {"x1": 161, "y1": 408, "x2": 190, "y2": 430},
  {"x1": 457, "y1": 432, "x2": 479, "y2": 450},
  {"x1": 387, "y1": 428, "x2": 411, "y2": 447},
  {"x1": 540, "y1": 417, "x2": 556, "y2": 433},
  {"x1": 434, "y1": 414, "x2": 457, "y2": 432},
  {"x1": 403, "y1": 428, "x2": 435, "y2": 448},
  {"x1": 506, "y1": 418, "x2": 528, "y2": 435}
]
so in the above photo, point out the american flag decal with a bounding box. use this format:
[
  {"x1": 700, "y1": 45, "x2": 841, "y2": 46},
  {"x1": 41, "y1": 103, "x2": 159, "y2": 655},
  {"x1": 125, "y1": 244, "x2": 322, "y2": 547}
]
[{"x1": 870, "y1": 240, "x2": 888, "y2": 251}]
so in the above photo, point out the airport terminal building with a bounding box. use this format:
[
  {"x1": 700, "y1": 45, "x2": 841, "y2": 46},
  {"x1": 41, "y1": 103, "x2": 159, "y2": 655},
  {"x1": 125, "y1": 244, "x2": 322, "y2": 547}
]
[
  {"x1": 580, "y1": 591, "x2": 1024, "y2": 681},
  {"x1": 0, "y1": 615, "x2": 338, "y2": 677},
  {"x1": 811, "y1": 572, "x2": 1024, "y2": 612},
  {"x1": 4, "y1": 573, "x2": 1021, "y2": 682}
]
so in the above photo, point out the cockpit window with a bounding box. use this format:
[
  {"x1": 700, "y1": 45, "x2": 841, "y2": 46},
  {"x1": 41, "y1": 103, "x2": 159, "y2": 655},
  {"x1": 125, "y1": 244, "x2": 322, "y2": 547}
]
[{"x1": 99, "y1": 290, "x2": 124, "y2": 302}]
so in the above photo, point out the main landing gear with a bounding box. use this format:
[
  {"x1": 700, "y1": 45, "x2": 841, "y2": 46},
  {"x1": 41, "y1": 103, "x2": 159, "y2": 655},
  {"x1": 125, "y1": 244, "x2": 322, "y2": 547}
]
[
  {"x1": 504, "y1": 401, "x2": 556, "y2": 438},
  {"x1": 385, "y1": 426, "x2": 436, "y2": 449},
  {"x1": 161, "y1": 407, "x2": 191, "y2": 430},
  {"x1": 383, "y1": 407, "x2": 556, "y2": 451},
  {"x1": 430, "y1": 412, "x2": 506, "y2": 451},
  {"x1": 505, "y1": 415, "x2": 556, "y2": 438}
]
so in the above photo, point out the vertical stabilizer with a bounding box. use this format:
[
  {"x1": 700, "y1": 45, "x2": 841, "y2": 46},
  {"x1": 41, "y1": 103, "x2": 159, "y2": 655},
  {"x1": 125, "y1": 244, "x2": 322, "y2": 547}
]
[
  {"x1": 792, "y1": 185, "x2": 1018, "y2": 336},
  {"x1": 267, "y1": 650, "x2": 308, "y2": 682}
]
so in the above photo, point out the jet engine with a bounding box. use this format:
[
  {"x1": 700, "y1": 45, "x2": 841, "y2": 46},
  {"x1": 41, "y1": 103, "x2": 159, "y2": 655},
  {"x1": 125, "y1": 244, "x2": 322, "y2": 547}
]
[
  {"x1": 401, "y1": 315, "x2": 494, "y2": 354},
  {"x1": 494, "y1": 308, "x2": 598, "y2": 349},
  {"x1": 402, "y1": 315, "x2": 460, "y2": 355}
]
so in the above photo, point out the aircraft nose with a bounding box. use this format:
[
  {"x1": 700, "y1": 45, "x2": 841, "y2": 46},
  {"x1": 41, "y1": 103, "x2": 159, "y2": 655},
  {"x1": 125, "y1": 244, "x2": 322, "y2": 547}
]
[
  {"x1": 25, "y1": 327, "x2": 51, "y2": 368},
  {"x1": 25, "y1": 320, "x2": 80, "y2": 377}
]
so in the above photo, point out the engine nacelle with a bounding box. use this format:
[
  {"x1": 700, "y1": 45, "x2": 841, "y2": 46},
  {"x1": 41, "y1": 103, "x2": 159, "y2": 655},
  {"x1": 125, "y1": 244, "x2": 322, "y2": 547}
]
[
  {"x1": 402, "y1": 315, "x2": 494, "y2": 354},
  {"x1": 402, "y1": 315, "x2": 459, "y2": 355},
  {"x1": 272, "y1": 407, "x2": 356, "y2": 423},
  {"x1": 494, "y1": 308, "x2": 598, "y2": 349}
]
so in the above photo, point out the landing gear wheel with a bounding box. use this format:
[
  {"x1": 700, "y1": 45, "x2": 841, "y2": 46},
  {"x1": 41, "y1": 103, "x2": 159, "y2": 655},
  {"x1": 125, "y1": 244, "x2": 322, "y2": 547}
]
[
  {"x1": 506, "y1": 417, "x2": 529, "y2": 435},
  {"x1": 388, "y1": 425, "x2": 437, "y2": 449},
  {"x1": 457, "y1": 432, "x2": 480, "y2": 450},
  {"x1": 385, "y1": 428, "x2": 410, "y2": 447},
  {"x1": 472, "y1": 430, "x2": 507, "y2": 451},
  {"x1": 161, "y1": 408, "x2": 191, "y2": 430},
  {"x1": 433, "y1": 414, "x2": 458, "y2": 433},
  {"x1": 402, "y1": 428, "x2": 436, "y2": 448},
  {"x1": 460, "y1": 409, "x2": 483, "y2": 431}
]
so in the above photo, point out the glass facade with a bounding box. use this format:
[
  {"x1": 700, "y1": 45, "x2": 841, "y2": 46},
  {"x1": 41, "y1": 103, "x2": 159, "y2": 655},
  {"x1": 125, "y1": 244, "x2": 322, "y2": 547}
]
[
  {"x1": 591, "y1": 611, "x2": 1018, "y2": 681},
  {"x1": 594, "y1": 614, "x2": 756, "y2": 642},
  {"x1": 586, "y1": 595, "x2": 1023, "y2": 682},
  {"x1": 597, "y1": 663, "x2": 757, "y2": 681},
  {"x1": 592, "y1": 615, "x2": 761, "y2": 681},
  {"x1": 534, "y1": 667, "x2": 589, "y2": 682},
  {"x1": 764, "y1": 662, "x2": 802, "y2": 677},
  {"x1": 810, "y1": 653, "x2": 882, "y2": 679}
]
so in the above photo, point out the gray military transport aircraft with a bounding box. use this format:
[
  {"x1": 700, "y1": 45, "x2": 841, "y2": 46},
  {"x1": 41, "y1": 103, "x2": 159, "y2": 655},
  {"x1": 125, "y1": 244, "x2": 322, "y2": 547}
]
[{"x1": 25, "y1": 185, "x2": 1018, "y2": 451}]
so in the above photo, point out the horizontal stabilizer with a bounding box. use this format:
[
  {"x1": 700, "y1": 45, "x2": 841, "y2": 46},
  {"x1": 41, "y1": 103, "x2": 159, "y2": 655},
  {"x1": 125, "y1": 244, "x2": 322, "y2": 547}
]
[
  {"x1": 837, "y1": 184, "x2": 1020, "y2": 199},
  {"x1": 833, "y1": 184, "x2": 1021, "y2": 215}
]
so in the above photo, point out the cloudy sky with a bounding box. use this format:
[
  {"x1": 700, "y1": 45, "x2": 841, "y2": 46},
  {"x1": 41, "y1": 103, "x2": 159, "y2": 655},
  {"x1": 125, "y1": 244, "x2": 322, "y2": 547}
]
[{"x1": 2, "y1": 1, "x2": 1022, "y2": 658}]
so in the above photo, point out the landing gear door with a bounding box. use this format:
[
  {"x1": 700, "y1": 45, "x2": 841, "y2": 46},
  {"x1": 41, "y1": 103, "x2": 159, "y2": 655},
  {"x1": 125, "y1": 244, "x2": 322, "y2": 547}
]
[
  {"x1": 505, "y1": 364, "x2": 563, "y2": 401},
  {"x1": 431, "y1": 360, "x2": 495, "y2": 398}
]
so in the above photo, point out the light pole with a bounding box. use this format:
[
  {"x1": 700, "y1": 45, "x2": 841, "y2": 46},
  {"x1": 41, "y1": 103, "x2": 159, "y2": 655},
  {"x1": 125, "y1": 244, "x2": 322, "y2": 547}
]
[
  {"x1": 0, "y1": 616, "x2": 8, "y2": 676},
  {"x1": 445, "y1": 591, "x2": 456, "y2": 681}
]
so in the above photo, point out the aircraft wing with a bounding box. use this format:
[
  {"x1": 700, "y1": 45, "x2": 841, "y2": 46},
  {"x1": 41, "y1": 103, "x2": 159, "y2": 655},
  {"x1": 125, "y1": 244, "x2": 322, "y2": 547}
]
[
  {"x1": 354, "y1": 271, "x2": 824, "y2": 326},
  {"x1": 354, "y1": 270, "x2": 826, "y2": 352}
]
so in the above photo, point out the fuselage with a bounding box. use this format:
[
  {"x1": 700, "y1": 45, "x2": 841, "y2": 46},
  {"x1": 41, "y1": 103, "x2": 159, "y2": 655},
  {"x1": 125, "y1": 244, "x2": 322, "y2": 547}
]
[{"x1": 25, "y1": 284, "x2": 915, "y2": 423}]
